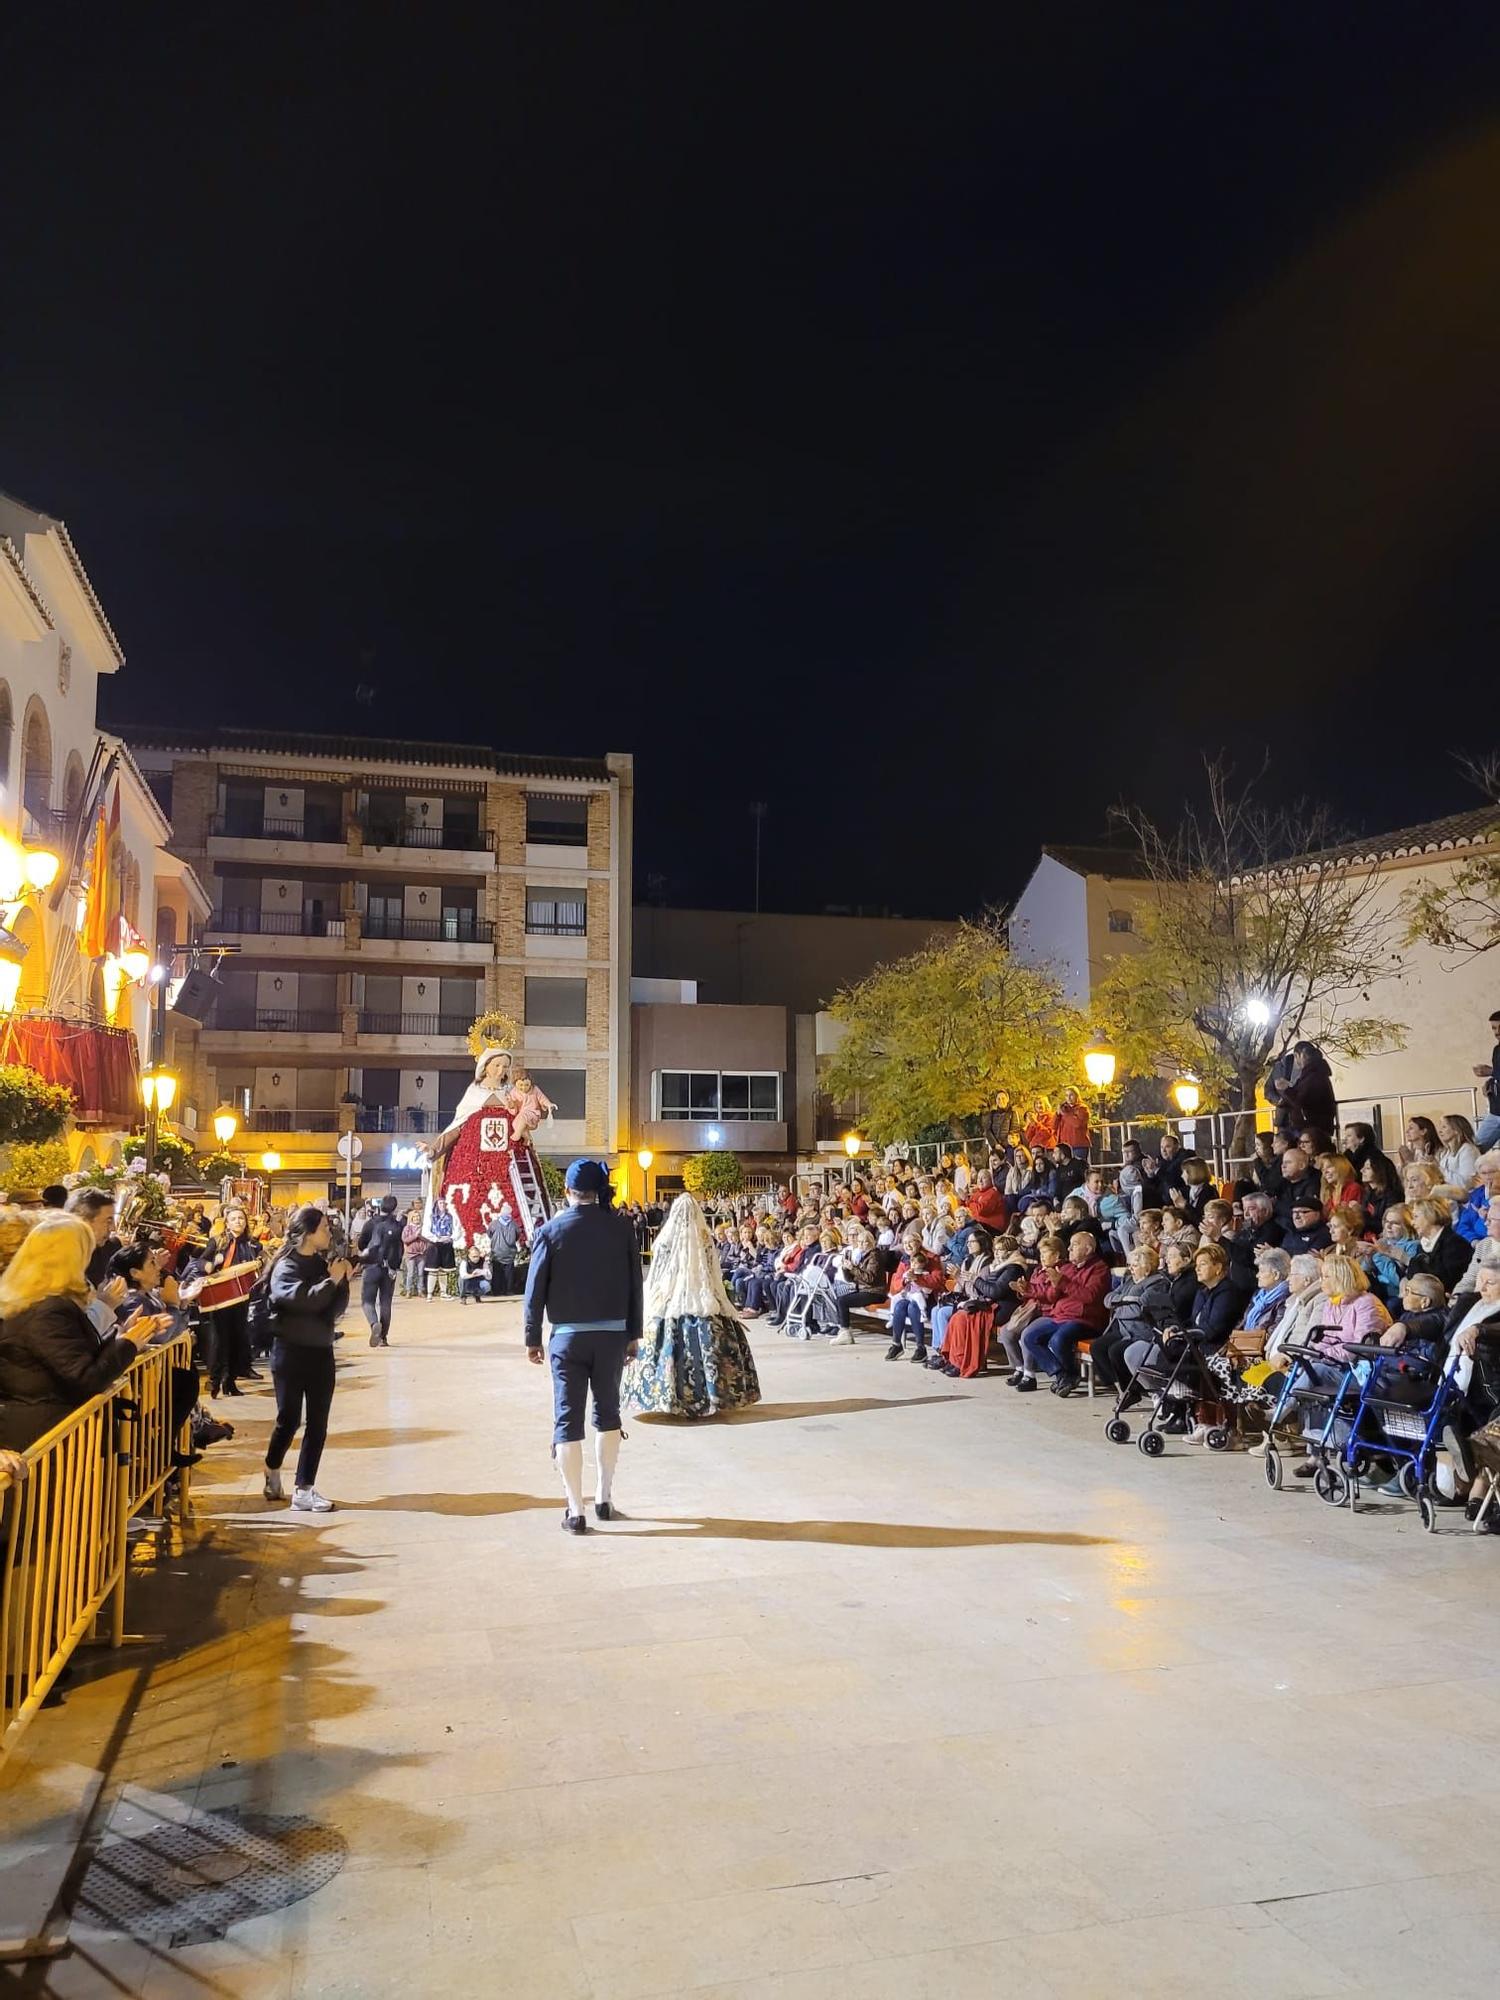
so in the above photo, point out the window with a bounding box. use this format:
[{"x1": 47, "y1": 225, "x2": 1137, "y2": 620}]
[
  {"x1": 524, "y1": 975, "x2": 587, "y2": 1028},
  {"x1": 525, "y1": 794, "x2": 588, "y2": 846},
  {"x1": 1107, "y1": 909, "x2": 1134, "y2": 934},
  {"x1": 0, "y1": 683, "x2": 13, "y2": 795},
  {"x1": 20, "y1": 698, "x2": 51, "y2": 827},
  {"x1": 526, "y1": 885, "x2": 586, "y2": 936},
  {"x1": 657, "y1": 1071, "x2": 782, "y2": 1122},
  {"x1": 530, "y1": 1067, "x2": 587, "y2": 1120}
]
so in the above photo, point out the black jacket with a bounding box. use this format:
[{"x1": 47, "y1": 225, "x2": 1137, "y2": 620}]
[
  {"x1": 523, "y1": 1201, "x2": 644, "y2": 1349},
  {"x1": 0, "y1": 1295, "x2": 138, "y2": 1450},
  {"x1": 1408, "y1": 1227, "x2": 1471, "y2": 1295},
  {"x1": 356, "y1": 1213, "x2": 405, "y2": 1273},
  {"x1": 1274, "y1": 1171, "x2": 1323, "y2": 1227},
  {"x1": 268, "y1": 1251, "x2": 350, "y2": 1348},
  {"x1": 1187, "y1": 1280, "x2": 1242, "y2": 1347},
  {"x1": 1278, "y1": 1054, "x2": 1338, "y2": 1143},
  {"x1": 1283, "y1": 1221, "x2": 1332, "y2": 1257}
]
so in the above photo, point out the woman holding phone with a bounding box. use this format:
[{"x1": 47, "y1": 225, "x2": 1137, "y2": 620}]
[{"x1": 262, "y1": 1207, "x2": 352, "y2": 1513}]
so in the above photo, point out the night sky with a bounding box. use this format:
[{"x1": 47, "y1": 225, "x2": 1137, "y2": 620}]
[{"x1": 6, "y1": 4, "x2": 1499, "y2": 917}]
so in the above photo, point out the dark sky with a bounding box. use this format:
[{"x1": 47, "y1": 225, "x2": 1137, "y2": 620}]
[{"x1": 6, "y1": 3, "x2": 1500, "y2": 917}]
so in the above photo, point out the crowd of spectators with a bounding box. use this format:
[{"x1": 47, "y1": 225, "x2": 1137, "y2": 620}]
[{"x1": 700, "y1": 1042, "x2": 1500, "y2": 1525}]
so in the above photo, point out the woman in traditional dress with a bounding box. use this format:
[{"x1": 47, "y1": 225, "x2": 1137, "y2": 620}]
[{"x1": 623, "y1": 1194, "x2": 762, "y2": 1418}]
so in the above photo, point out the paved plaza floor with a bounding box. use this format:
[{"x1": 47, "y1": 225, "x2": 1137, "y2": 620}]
[{"x1": 4, "y1": 1297, "x2": 1500, "y2": 1997}]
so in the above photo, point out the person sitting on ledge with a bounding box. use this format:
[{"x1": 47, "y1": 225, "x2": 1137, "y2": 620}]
[{"x1": 1014, "y1": 1228, "x2": 1111, "y2": 1398}]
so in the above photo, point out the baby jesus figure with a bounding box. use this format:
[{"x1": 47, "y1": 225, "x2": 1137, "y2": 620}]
[{"x1": 507, "y1": 1072, "x2": 556, "y2": 1140}]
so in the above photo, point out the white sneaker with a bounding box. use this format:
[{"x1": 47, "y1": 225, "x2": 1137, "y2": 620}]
[
  {"x1": 263, "y1": 1467, "x2": 284, "y2": 1501},
  {"x1": 291, "y1": 1487, "x2": 335, "y2": 1512},
  {"x1": 1185, "y1": 1424, "x2": 1212, "y2": 1447}
]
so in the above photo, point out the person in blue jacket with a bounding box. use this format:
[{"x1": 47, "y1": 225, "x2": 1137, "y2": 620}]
[{"x1": 524, "y1": 1159, "x2": 644, "y2": 1534}]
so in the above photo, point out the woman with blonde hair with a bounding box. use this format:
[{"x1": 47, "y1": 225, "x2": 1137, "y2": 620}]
[{"x1": 0, "y1": 1216, "x2": 166, "y2": 1451}]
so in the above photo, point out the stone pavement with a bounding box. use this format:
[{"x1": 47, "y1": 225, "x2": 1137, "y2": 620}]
[{"x1": 4, "y1": 1295, "x2": 1500, "y2": 1997}]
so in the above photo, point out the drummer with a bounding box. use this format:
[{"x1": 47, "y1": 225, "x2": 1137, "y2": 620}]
[{"x1": 198, "y1": 1202, "x2": 264, "y2": 1398}]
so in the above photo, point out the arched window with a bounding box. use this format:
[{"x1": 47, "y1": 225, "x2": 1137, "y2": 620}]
[
  {"x1": 0, "y1": 683, "x2": 12, "y2": 803},
  {"x1": 20, "y1": 698, "x2": 52, "y2": 830},
  {"x1": 62, "y1": 750, "x2": 86, "y2": 833}
]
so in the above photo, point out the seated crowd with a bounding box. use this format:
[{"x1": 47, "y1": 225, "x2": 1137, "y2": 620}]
[{"x1": 699, "y1": 1072, "x2": 1500, "y2": 1526}]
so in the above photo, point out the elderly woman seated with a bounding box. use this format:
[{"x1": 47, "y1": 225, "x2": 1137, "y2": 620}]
[
  {"x1": 1286, "y1": 1251, "x2": 1392, "y2": 1476},
  {"x1": 1406, "y1": 1197, "x2": 1472, "y2": 1294},
  {"x1": 1117, "y1": 1242, "x2": 1242, "y2": 1441},
  {"x1": 927, "y1": 1236, "x2": 1028, "y2": 1377},
  {"x1": 1434, "y1": 1257, "x2": 1500, "y2": 1523},
  {"x1": 1089, "y1": 1245, "x2": 1173, "y2": 1406}
]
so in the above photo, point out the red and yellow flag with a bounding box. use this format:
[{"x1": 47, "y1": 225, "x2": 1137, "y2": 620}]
[{"x1": 81, "y1": 784, "x2": 120, "y2": 960}]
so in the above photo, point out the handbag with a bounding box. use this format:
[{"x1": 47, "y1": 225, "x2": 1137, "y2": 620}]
[{"x1": 1006, "y1": 1301, "x2": 1040, "y2": 1337}]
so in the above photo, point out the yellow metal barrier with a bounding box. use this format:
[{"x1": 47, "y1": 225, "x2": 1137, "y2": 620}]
[{"x1": 0, "y1": 1329, "x2": 194, "y2": 1767}]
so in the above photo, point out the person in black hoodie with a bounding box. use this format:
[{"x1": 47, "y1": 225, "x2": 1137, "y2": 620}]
[
  {"x1": 262, "y1": 1207, "x2": 352, "y2": 1513},
  {"x1": 1272, "y1": 1147, "x2": 1322, "y2": 1229},
  {"x1": 355, "y1": 1194, "x2": 405, "y2": 1349},
  {"x1": 1277, "y1": 1042, "x2": 1338, "y2": 1147}
]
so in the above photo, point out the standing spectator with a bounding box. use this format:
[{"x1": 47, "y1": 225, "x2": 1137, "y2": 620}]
[
  {"x1": 487, "y1": 1202, "x2": 520, "y2": 1296},
  {"x1": 1055, "y1": 1088, "x2": 1091, "y2": 1159},
  {"x1": 262, "y1": 1207, "x2": 352, "y2": 1513},
  {"x1": 399, "y1": 1204, "x2": 426, "y2": 1296},
  {"x1": 1473, "y1": 1009, "x2": 1500, "y2": 1149},
  {"x1": 1023, "y1": 1097, "x2": 1056, "y2": 1152},
  {"x1": 1276, "y1": 1042, "x2": 1337, "y2": 1149}
]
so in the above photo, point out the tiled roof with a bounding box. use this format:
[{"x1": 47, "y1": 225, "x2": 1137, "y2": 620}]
[
  {"x1": 1041, "y1": 843, "x2": 1153, "y2": 880},
  {"x1": 0, "y1": 490, "x2": 124, "y2": 663},
  {"x1": 0, "y1": 537, "x2": 53, "y2": 629},
  {"x1": 114, "y1": 724, "x2": 613, "y2": 782},
  {"x1": 1300, "y1": 807, "x2": 1500, "y2": 868}
]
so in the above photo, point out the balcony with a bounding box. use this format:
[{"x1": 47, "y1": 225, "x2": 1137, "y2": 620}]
[
  {"x1": 364, "y1": 823, "x2": 495, "y2": 853},
  {"x1": 357, "y1": 1106, "x2": 445, "y2": 1134},
  {"x1": 210, "y1": 814, "x2": 333, "y2": 842},
  {"x1": 208, "y1": 909, "x2": 346, "y2": 939},
  {"x1": 361, "y1": 915, "x2": 492, "y2": 945},
  {"x1": 207, "y1": 1008, "x2": 343, "y2": 1035},
  {"x1": 241, "y1": 1108, "x2": 344, "y2": 1133},
  {"x1": 357, "y1": 1011, "x2": 472, "y2": 1037}
]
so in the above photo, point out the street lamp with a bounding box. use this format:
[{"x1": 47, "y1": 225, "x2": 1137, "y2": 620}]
[
  {"x1": 1243, "y1": 997, "x2": 1272, "y2": 1027},
  {"x1": 843, "y1": 1133, "x2": 862, "y2": 1159},
  {"x1": 213, "y1": 1105, "x2": 240, "y2": 1147},
  {"x1": 22, "y1": 848, "x2": 59, "y2": 892},
  {"x1": 119, "y1": 940, "x2": 152, "y2": 983},
  {"x1": 1082, "y1": 1039, "x2": 1117, "y2": 1091},
  {"x1": 1171, "y1": 1076, "x2": 1201, "y2": 1118},
  {"x1": 636, "y1": 1147, "x2": 653, "y2": 1172},
  {"x1": 0, "y1": 836, "x2": 59, "y2": 904},
  {"x1": 261, "y1": 1150, "x2": 281, "y2": 1174},
  {"x1": 140, "y1": 1066, "x2": 178, "y2": 1113}
]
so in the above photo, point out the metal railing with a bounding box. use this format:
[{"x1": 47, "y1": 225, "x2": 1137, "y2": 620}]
[
  {"x1": 209, "y1": 814, "x2": 342, "y2": 842},
  {"x1": 2, "y1": 1332, "x2": 193, "y2": 1770},
  {"x1": 242, "y1": 1108, "x2": 343, "y2": 1132},
  {"x1": 208, "y1": 909, "x2": 346, "y2": 939},
  {"x1": 208, "y1": 1007, "x2": 342, "y2": 1035},
  {"x1": 358, "y1": 1106, "x2": 443, "y2": 1133},
  {"x1": 365, "y1": 823, "x2": 494, "y2": 852},
  {"x1": 526, "y1": 914, "x2": 587, "y2": 937},
  {"x1": 357, "y1": 1011, "x2": 473, "y2": 1036},
  {"x1": 360, "y1": 915, "x2": 493, "y2": 945}
]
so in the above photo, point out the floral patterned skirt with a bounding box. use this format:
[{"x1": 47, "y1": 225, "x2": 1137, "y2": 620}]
[{"x1": 623, "y1": 1312, "x2": 762, "y2": 1419}]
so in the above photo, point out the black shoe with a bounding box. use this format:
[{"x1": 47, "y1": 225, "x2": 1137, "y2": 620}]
[
  {"x1": 1293, "y1": 1461, "x2": 1316, "y2": 1479},
  {"x1": 909, "y1": 1346, "x2": 928, "y2": 1365},
  {"x1": 595, "y1": 1501, "x2": 618, "y2": 1522},
  {"x1": 1014, "y1": 1375, "x2": 1037, "y2": 1392},
  {"x1": 941, "y1": 1362, "x2": 961, "y2": 1377},
  {"x1": 1006, "y1": 1369, "x2": 1023, "y2": 1386},
  {"x1": 222, "y1": 1383, "x2": 244, "y2": 1398},
  {"x1": 884, "y1": 1343, "x2": 903, "y2": 1360},
  {"x1": 1053, "y1": 1374, "x2": 1077, "y2": 1400},
  {"x1": 561, "y1": 1511, "x2": 588, "y2": 1535}
]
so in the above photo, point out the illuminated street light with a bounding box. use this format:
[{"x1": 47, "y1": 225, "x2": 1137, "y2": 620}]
[
  {"x1": 636, "y1": 1147, "x2": 654, "y2": 1172},
  {"x1": 140, "y1": 1066, "x2": 178, "y2": 1112},
  {"x1": 261, "y1": 1150, "x2": 281, "y2": 1174},
  {"x1": 1082, "y1": 1039, "x2": 1117, "y2": 1091},
  {"x1": 213, "y1": 1105, "x2": 240, "y2": 1146},
  {"x1": 1171, "y1": 1075, "x2": 1202, "y2": 1117},
  {"x1": 22, "y1": 848, "x2": 59, "y2": 892},
  {"x1": 119, "y1": 940, "x2": 151, "y2": 982},
  {"x1": 1244, "y1": 997, "x2": 1272, "y2": 1027},
  {"x1": 843, "y1": 1132, "x2": 862, "y2": 1159}
]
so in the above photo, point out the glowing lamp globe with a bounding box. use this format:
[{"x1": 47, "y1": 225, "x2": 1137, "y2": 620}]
[
  {"x1": 141, "y1": 1067, "x2": 178, "y2": 1112},
  {"x1": 843, "y1": 1132, "x2": 862, "y2": 1158},
  {"x1": 1244, "y1": 997, "x2": 1272, "y2": 1027},
  {"x1": 636, "y1": 1147, "x2": 653, "y2": 1172},
  {"x1": 23, "y1": 847, "x2": 60, "y2": 892},
  {"x1": 261, "y1": 1150, "x2": 281, "y2": 1174},
  {"x1": 120, "y1": 942, "x2": 152, "y2": 982},
  {"x1": 1082, "y1": 1041, "x2": 1117, "y2": 1091},
  {"x1": 213, "y1": 1105, "x2": 240, "y2": 1146},
  {"x1": 1172, "y1": 1076, "x2": 1202, "y2": 1117},
  {"x1": 0, "y1": 837, "x2": 25, "y2": 904}
]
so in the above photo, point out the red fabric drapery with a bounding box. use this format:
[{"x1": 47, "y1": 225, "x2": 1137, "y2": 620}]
[{"x1": 1, "y1": 1017, "x2": 142, "y2": 1126}]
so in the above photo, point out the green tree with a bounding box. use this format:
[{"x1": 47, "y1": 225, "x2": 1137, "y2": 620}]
[
  {"x1": 682, "y1": 1151, "x2": 744, "y2": 1198},
  {"x1": 1096, "y1": 762, "x2": 1405, "y2": 1133},
  {"x1": 3, "y1": 1137, "x2": 72, "y2": 1188},
  {"x1": 822, "y1": 913, "x2": 1090, "y2": 1146},
  {"x1": 0, "y1": 1064, "x2": 74, "y2": 1147}
]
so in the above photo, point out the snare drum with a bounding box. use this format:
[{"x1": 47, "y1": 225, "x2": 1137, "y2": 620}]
[{"x1": 196, "y1": 1262, "x2": 260, "y2": 1313}]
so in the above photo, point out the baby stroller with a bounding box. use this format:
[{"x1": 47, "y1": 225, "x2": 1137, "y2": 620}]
[
  {"x1": 782, "y1": 1264, "x2": 841, "y2": 1341},
  {"x1": 1103, "y1": 1330, "x2": 1233, "y2": 1457}
]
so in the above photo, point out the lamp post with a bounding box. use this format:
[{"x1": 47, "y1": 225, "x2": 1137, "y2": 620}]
[
  {"x1": 1171, "y1": 1074, "x2": 1201, "y2": 1155},
  {"x1": 1082, "y1": 1038, "x2": 1117, "y2": 1155},
  {"x1": 636, "y1": 1146, "x2": 653, "y2": 1204},
  {"x1": 140, "y1": 1064, "x2": 179, "y2": 1175},
  {"x1": 843, "y1": 1130, "x2": 861, "y2": 1187}
]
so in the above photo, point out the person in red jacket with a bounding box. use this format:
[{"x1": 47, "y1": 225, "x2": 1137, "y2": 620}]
[
  {"x1": 965, "y1": 1170, "x2": 1009, "y2": 1230},
  {"x1": 1054, "y1": 1088, "x2": 1092, "y2": 1157},
  {"x1": 1023, "y1": 1097, "x2": 1056, "y2": 1152},
  {"x1": 884, "y1": 1241, "x2": 946, "y2": 1362},
  {"x1": 1014, "y1": 1231, "x2": 1111, "y2": 1396}
]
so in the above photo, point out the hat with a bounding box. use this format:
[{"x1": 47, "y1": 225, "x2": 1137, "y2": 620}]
[
  {"x1": 565, "y1": 1159, "x2": 609, "y2": 1195},
  {"x1": 1292, "y1": 1196, "x2": 1322, "y2": 1214}
]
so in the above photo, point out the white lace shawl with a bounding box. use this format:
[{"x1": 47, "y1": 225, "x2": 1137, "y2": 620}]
[{"x1": 643, "y1": 1194, "x2": 740, "y2": 1322}]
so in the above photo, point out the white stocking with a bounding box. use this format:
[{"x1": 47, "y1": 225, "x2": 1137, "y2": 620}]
[
  {"x1": 594, "y1": 1427, "x2": 621, "y2": 1504},
  {"x1": 555, "y1": 1440, "x2": 584, "y2": 1517}
]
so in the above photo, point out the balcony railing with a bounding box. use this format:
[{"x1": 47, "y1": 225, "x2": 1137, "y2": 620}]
[
  {"x1": 525, "y1": 917, "x2": 587, "y2": 937},
  {"x1": 208, "y1": 1008, "x2": 342, "y2": 1035},
  {"x1": 242, "y1": 1108, "x2": 344, "y2": 1133},
  {"x1": 208, "y1": 909, "x2": 346, "y2": 938},
  {"x1": 357, "y1": 1011, "x2": 474, "y2": 1036},
  {"x1": 357, "y1": 1106, "x2": 444, "y2": 1133},
  {"x1": 210, "y1": 815, "x2": 342, "y2": 842},
  {"x1": 365, "y1": 823, "x2": 495, "y2": 852},
  {"x1": 360, "y1": 915, "x2": 493, "y2": 945}
]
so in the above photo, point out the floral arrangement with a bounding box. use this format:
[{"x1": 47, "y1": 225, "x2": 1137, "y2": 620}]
[{"x1": 467, "y1": 1009, "x2": 520, "y2": 1060}]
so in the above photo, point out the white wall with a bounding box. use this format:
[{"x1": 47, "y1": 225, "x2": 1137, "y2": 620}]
[{"x1": 1010, "y1": 855, "x2": 1091, "y2": 1005}]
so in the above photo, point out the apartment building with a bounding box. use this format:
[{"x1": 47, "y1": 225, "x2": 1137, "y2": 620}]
[{"x1": 118, "y1": 727, "x2": 632, "y2": 1202}]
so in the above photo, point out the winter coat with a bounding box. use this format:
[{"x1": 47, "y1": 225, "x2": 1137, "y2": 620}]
[
  {"x1": 1103, "y1": 1270, "x2": 1173, "y2": 1334},
  {"x1": 1054, "y1": 1100, "x2": 1091, "y2": 1149},
  {"x1": 966, "y1": 1185, "x2": 1009, "y2": 1229},
  {"x1": 268, "y1": 1251, "x2": 351, "y2": 1350},
  {"x1": 1278, "y1": 1053, "x2": 1338, "y2": 1141},
  {"x1": 0, "y1": 1295, "x2": 138, "y2": 1451},
  {"x1": 1047, "y1": 1255, "x2": 1111, "y2": 1332},
  {"x1": 1407, "y1": 1227, "x2": 1471, "y2": 1294}
]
